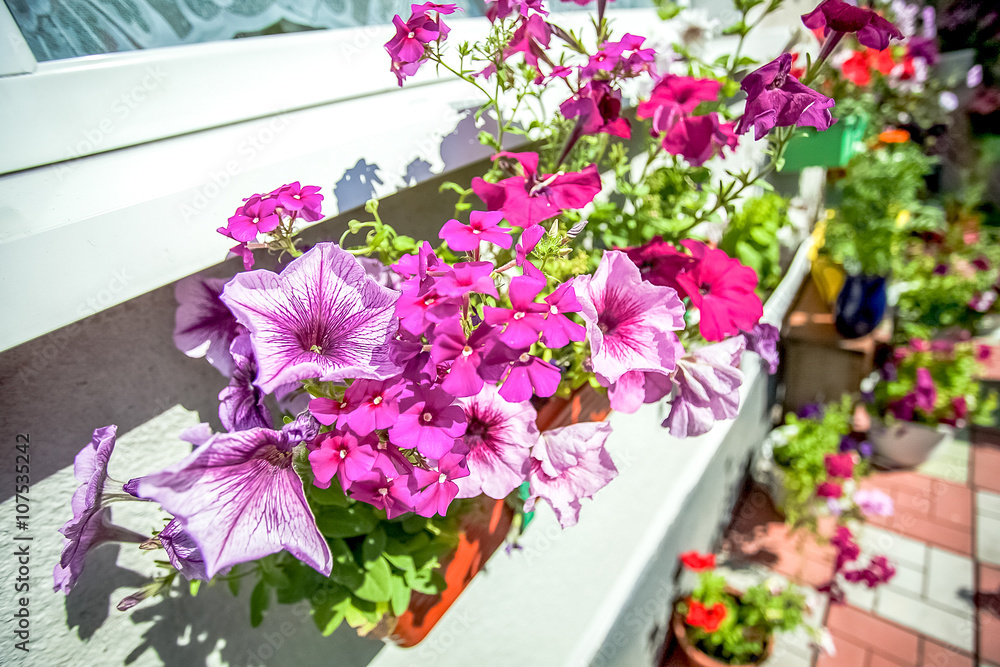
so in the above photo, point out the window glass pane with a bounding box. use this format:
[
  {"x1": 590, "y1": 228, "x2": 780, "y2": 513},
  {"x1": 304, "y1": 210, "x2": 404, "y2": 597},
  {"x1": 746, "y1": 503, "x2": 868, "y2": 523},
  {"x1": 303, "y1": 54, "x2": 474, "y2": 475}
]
[{"x1": 5, "y1": 0, "x2": 655, "y2": 63}]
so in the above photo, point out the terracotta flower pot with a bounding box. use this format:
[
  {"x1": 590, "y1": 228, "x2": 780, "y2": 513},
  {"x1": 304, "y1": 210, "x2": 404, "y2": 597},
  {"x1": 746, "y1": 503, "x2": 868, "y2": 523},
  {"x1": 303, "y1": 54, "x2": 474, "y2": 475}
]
[
  {"x1": 382, "y1": 385, "x2": 612, "y2": 646},
  {"x1": 672, "y1": 611, "x2": 773, "y2": 667},
  {"x1": 869, "y1": 420, "x2": 953, "y2": 469}
]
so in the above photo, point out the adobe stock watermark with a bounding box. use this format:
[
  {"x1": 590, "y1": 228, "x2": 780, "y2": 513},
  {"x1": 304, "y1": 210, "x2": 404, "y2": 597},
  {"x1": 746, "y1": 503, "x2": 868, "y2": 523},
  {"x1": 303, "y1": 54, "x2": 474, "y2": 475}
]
[
  {"x1": 178, "y1": 114, "x2": 292, "y2": 223},
  {"x1": 53, "y1": 65, "x2": 170, "y2": 181}
]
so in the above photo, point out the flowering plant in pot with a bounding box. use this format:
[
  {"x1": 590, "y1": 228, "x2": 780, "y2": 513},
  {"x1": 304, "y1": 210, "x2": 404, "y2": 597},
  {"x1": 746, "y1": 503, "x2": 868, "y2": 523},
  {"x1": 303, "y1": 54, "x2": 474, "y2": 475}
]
[
  {"x1": 672, "y1": 551, "x2": 817, "y2": 666},
  {"x1": 53, "y1": 0, "x2": 900, "y2": 646},
  {"x1": 864, "y1": 338, "x2": 998, "y2": 467}
]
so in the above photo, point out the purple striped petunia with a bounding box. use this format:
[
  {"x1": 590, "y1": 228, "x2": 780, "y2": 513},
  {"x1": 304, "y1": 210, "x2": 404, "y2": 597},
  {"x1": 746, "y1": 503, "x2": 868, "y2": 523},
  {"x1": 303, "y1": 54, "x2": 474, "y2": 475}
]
[{"x1": 221, "y1": 243, "x2": 400, "y2": 394}]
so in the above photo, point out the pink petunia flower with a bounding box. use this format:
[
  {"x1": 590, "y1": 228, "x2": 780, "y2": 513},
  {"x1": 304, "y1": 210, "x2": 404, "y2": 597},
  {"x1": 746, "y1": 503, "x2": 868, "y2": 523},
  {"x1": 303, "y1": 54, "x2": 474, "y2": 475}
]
[{"x1": 675, "y1": 240, "x2": 763, "y2": 341}]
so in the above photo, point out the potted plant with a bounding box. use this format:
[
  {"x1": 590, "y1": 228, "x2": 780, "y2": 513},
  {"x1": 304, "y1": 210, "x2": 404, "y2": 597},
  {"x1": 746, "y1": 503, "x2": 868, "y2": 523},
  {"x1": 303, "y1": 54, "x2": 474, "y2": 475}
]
[
  {"x1": 672, "y1": 551, "x2": 820, "y2": 666},
  {"x1": 52, "y1": 0, "x2": 903, "y2": 647},
  {"x1": 864, "y1": 339, "x2": 998, "y2": 467},
  {"x1": 820, "y1": 140, "x2": 941, "y2": 338}
]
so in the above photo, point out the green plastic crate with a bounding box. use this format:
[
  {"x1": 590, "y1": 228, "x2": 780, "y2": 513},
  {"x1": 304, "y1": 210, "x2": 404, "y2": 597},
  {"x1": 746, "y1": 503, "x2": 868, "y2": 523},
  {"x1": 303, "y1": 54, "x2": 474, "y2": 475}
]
[{"x1": 781, "y1": 114, "x2": 868, "y2": 171}]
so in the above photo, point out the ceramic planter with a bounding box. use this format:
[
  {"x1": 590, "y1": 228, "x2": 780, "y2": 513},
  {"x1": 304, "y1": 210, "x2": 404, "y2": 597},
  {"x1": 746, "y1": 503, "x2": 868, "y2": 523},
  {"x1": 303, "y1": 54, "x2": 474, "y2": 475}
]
[
  {"x1": 869, "y1": 420, "x2": 953, "y2": 469},
  {"x1": 672, "y1": 609, "x2": 772, "y2": 667}
]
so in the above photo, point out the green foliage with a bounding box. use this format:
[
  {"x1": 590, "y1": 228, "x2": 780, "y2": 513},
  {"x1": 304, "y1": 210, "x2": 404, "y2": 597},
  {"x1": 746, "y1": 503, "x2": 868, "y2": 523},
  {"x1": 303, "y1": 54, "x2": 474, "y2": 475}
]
[
  {"x1": 681, "y1": 570, "x2": 807, "y2": 665},
  {"x1": 229, "y1": 458, "x2": 460, "y2": 636},
  {"x1": 894, "y1": 228, "x2": 1000, "y2": 340},
  {"x1": 771, "y1": 397, "x2": 855, "y2": 529},
  {"x1": 719, "y1": 192, "x2": 792, "y2": 293},
  {"x1": 822, "y1": 143, "x2": 941, "y2": 276},
  {"x1": 870, "y1": 342, "x2": 998, "y2": 428}
]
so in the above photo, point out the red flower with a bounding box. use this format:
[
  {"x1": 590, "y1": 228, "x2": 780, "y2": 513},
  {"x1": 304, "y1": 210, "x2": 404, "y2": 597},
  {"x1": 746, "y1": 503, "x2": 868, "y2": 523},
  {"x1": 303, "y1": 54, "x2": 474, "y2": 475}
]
[
  {"x1": 869, "y1": 48, "x2": 896, "y2": 75},
  {"x1": 686, "y1": 600, "x2": 728, "y2": 632},
  {"x1": 680, "y1": 551, "x2": 716, "y2": 571},
  {"x1": 841, "y1": 51, "x2": 871, "y2": 87}
]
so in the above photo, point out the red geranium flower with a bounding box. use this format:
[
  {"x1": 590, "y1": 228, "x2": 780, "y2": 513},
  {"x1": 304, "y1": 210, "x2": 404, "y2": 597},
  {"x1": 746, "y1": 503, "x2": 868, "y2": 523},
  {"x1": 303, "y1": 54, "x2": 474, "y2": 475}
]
[
  {"x1": 841, "y1": 51, "x2": 871, "y2": 87},
  {"x1": 686, "y1": 600, "x2": 728, "y2": 632},
  {"x1": 680, "y1": 551, "x2": 716, "y2": 571}
]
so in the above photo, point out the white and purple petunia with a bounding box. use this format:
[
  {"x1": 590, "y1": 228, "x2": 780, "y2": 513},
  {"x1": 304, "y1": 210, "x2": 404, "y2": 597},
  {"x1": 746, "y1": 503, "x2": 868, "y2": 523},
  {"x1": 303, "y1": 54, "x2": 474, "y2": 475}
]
[
  {"x1": 574, "y1": 250, "x2": 685, "y2": 387},
  {"x1": 664, "y1": 336, "x2": 746, "y2": 438},
  {"x1": 55, "y1": 425, "x2": 146, "y2": 592},
  {"x1": 173, "y1": 275, "x2": 244, "y2": 377},
  {"x1": 525, "y1": 421, "x2": 617, "y2": 528},
  {"x1": 133, "y1": 426, "x2": 332, "y2": 579},
  {"x1": 158, "y1": 519, "x2": 210, "y2": 581},
  {"x1": 221, "y1": 243, "x2": 401, "y2": 394},
  {"x1": 455, "y1": 385, "x2": 539, "y2": 500},
  {"x1": 218, "y1": 334, "x2": 273, "y2": 432}
]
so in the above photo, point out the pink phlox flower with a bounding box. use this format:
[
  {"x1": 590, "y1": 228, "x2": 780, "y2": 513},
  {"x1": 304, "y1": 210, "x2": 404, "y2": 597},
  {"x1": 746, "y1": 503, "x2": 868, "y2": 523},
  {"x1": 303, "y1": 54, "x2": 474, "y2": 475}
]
[
  {"x1": 735, "y1": 53, "x2": 836, "y2": 140},
  {"x1": 395, "y1": 277, "x2": 462, "y2": 336},
  {"x1": 430, "y1": 320, "x2": 501, "y2": 397},
  {"x1": 676, "y1": 240, "x2": 763, "y2": 341},
  {"x1": 272, "y1": 182, "x2": 324, "y2": 222},
  {"x1": 411, "y1": 452, "x2": 470, "y2": 517},
  {"x1": 525, "y1": 421, "x2": 617, "y2": 528},
  {"x1": 341, "y1": 378, "x2": 404, "y2": 434},
  {"x1": 226, "y1": 196, "x2": 280, "y2": 243},
  {"x1": 637, "y1": 75, "x2": 721, "y2": 135},
  {"x1": 484, "y1": 273, "x2": 550, "y2": 348},
  {"x1": 471, "y1": 152, "x2": 602, "y2": 229},
  {"x1": 541, "y1": 281, "x2": 587, "y2": 348},
  {"x1": 455, "y1": 385, "x2": 538, "y2": 499},
  {"x1": 574, "y1": 250, "x2": 686, "y2": 386},
  {"x1": 559, "y1": 80, "x2": 631, "y2": 139},
  {"x1": 661, "y1": 113, "x2": 738, "y2": 166},
  {"x1": 227, "y1": 243, "x2": 256, "y2": 270},
  {"x1": 389, "y1": 386, "x2": 467, "y2": 459},
  {"x1": 802, "y1": 0, "x2": 904, "y2": 51},
  {"x1": 309, "y1": 429, "x2": 378, "y2": 490},
  {"x1": 663, "y1": 336, "x2": 745, "y2": 437},
  {"x1": 433, "y1": 261, "x2": 500, "y2": 299},
  {"x1": 439, "y1": 210, "x2": 513, "y2": 251},
  {"x1": 497, "y1": 349, "x2": 562, "y2": 403},
  {"x1": 347, "y1": 457, "x2": 418, "y2": 519},
  {"x1": 831, "y1": 526, "x2": 860, "y2": 571},
  {"x1": 485, "y1": 0, "x2": 547, "y2": 22},
  {"x1": 504, "y1": 13, "x2": 552, "y2": 69},
  {"x1": 581, "y1": 33, "x2": 655, "y2": 79}
]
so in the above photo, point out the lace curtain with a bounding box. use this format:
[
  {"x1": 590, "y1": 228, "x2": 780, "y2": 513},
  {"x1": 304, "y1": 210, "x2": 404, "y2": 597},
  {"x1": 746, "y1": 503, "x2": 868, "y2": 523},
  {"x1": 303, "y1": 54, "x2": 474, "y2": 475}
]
[{"x1": 5, "y1": 0, "x2": 655, "y2": 63}]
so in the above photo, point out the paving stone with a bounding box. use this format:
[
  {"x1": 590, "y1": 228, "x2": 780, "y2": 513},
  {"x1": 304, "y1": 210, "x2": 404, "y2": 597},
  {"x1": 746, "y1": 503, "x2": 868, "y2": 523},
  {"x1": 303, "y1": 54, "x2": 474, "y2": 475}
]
[
  {"x1": 978, "y1": 512, "x2": 1000, "y2": 566},
  {"x1": 763, "y1": 643, "x2": 813, "y2": 667},
  {"x1": 827, "y1": 605, "x2": 920, "y2": 664},
  {"x1": 886, "y1": 560, "x2": 924, "y2": 597},
  {"x1": 978, "y1": 491, "x2": 1000, "y2": 519},
  {"x1": 816, "y1": 633, "x2": 868, "y2": 667},
  {"x1": 870, "y1": 654, "x2": 908, "y2": 667},
  {"x1": 925, "y1": 547, "x2": 975, "y2": 617},
  {"x1": 875, "y1": 587, "x2": 975, "y2": 652},
  {"x1": 932, "y1": 482, "x2": 974, "y2": 529},
  {"x1": 921, "y1": 638, "x2": 975, "y2": 667},
  {"x1": 918, "y1": 434, "x2": 970, "y2": 483},
  {"x1": 843, "y1": 582, "x2": 876, "y2": 612},
  {"x1": 973, "y1": 447, "x2": 1000, "y2": 494},
  {"x1": 857, "y1": 524, "x2": 928, "y2": 570},
  {"x1": 982, "y1": 611, "x2": 1000, "y2": 666}
]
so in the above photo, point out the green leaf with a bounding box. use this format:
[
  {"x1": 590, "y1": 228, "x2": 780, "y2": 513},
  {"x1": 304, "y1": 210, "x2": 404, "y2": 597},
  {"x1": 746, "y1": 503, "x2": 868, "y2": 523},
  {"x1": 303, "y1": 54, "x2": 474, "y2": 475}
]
[
  {"x1": 390, "y1": 578, "x2": 412, "y2": 617},
  {"x1": 308, "y1": 482, "x2": 350, "y2": 506},
  {"x1": 361, "y1": 527, "x2": 387, "y2": 564},
  {"x1": 260, "y1": 555, "x2": 291, "y2": 589},
  {"x1": 328, "y1": 539, "x2": 366, "y2": 589},
  {"x1": 354, "y1": 557, "x2": 393, "y2": 603},
  {"x1": 250, "y1": 580, "x2": 271, "y2": 628},
  {"x1": 315, "y1": 505, "x2": 378, "y2": 538},
  {"x1": 312, "y1": 584, "x2": 351, "y2": 636},
  {"x1": 189, "y1": 580, "x2": 201, "y2": 597}
]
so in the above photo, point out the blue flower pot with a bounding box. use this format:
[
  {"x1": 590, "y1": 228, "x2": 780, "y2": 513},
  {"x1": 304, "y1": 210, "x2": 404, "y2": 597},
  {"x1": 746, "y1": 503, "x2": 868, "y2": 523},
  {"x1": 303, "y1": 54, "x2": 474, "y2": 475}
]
[{"x1": 834, "y1": 273, "x2": 888, "y2": 339}]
